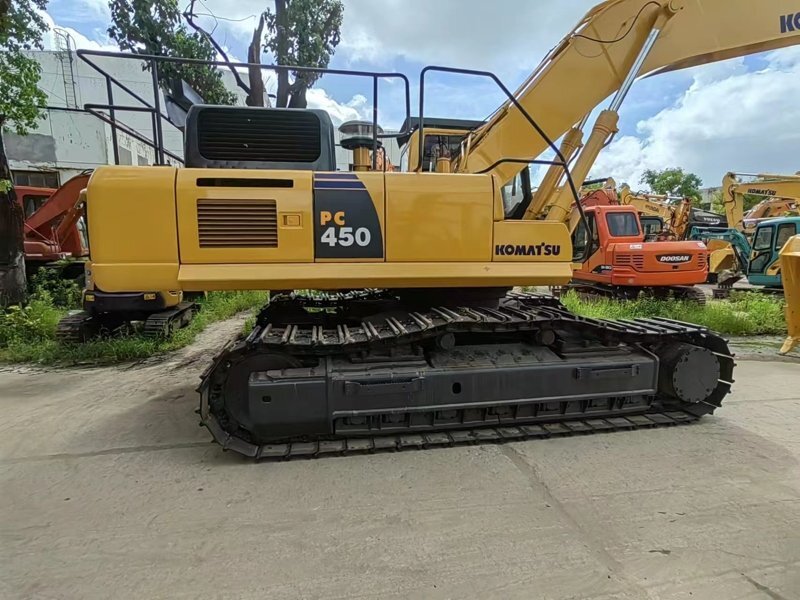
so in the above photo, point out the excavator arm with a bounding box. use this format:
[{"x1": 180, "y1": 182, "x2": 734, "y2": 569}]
[
  {"x1": 723, "y1": 173, "x2": 800, "y2": 231},
  {"x1": 455, "y1": 0, "x2": 800, "y2": 208}
]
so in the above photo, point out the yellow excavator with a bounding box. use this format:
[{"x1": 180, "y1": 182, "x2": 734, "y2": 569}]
[
  {"x1": 62, "y1": 0, "x2": 799, "y2": 457},
  {"x1": 691, "y1": 173, "x2": 800, "y2": 284},
  {"x1": 618, "y1": 185, "x2": 727, "y2": 240}
]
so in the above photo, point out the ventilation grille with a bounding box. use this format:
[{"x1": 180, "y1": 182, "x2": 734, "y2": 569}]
[
  {"x1": 197, "y1": 199, "x2": 278, "y2": 248},
  {"x1": 615, "y1": 253, "x2": 645, "y2": 270},
  {"x1": 697, "y1": 253, "x2": 707, "y2": 270},
  {"x1": 196, "y1": 108, "x2": 321, "y2": 163}
]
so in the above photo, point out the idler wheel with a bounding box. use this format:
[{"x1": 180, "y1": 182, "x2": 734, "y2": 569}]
[{"x1": 658, "y1": 343, "x2": 720, "y2": 403}]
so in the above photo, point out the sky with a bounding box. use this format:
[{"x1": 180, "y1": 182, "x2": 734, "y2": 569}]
[{"x1": 40, "y1": 0, "x2": 800, "y2": 189}]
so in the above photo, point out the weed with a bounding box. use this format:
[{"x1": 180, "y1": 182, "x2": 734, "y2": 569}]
[
  {"x1": 0, "y1": 291, "x2": 267, "y2": 365},
  {"x1": 560, "y1": 290, "x2": 786, "y2": 336}
]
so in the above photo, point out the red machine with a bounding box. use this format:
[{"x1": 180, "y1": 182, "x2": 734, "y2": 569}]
[
  {"x1": 571, "y1": 205, "x2": 709, "y2": 302},
  {"x1": 18, "y1": 173, "x2": 90, "y2": 274}
]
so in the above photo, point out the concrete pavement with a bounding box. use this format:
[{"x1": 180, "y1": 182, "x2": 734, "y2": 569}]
[{"x1": 1, "y1": 355, "x2": 799, "y2": 599}]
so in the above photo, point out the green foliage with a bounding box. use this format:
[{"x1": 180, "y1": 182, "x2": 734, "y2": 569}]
[
  {"x1": 640, "y1": 168, "x2": 703, "y2": 205},
  {"x1": 741, "y1": 193, "x2": 767, "y2": 212},
  {"x1": 27, "y1": 267, "x2": 82, "y2": 308},
  {"x1": 265, "y1": 0, "x2": 344, "y2": 107},
  {"x1": 0, "y1": 291, "x2": 266, "y2": 364},
  {"x1": 560, "y1": 290, "x2": 787, "y2": 336},
  {"x1": 108, "y1": 0, "x2": 236, "y2": 105},
  {"x1": 0, "y1": 295, "x2": 62, "y2": 346},
  {"x1": 0, "y1": 0, "x2": 49, "y2": 134}
]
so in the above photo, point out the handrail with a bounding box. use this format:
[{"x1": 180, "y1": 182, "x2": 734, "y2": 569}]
[
  {"x1": 76, "y1": 49, "x2": 412, "y2": 169},
  {"x1": 417, "y1": 65, "x2": 587, "y2": 232}
]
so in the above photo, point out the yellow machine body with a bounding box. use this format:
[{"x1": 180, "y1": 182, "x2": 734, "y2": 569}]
[
  {"x1": 780, "y1": 235, "x2": 800, "y2": 355},
  {"x1": 85, "y1": 166, "x2": 572, "y2": 295}
]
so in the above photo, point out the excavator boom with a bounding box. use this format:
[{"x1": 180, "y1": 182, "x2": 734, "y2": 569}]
[{"x1": 460, "y1": 0, "x2": 800, "y2": 186}]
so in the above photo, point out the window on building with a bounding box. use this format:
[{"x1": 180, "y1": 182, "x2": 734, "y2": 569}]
[
  {"x1": 119, "y1": 147, "x2": 133, "y2": 165},
  {"x1": 12, "y1": 170, "x2": 60, "y2": 189},
  {"x1": 137, "y1": 154, "x2": 149, "y2": 166}
]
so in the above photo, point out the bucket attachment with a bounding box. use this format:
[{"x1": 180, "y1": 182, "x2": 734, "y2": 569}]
[{"x1": 779, "y1": 235, "x2": 800, "y2": 355}]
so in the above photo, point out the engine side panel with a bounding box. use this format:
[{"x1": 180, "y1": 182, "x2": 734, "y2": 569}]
[
  {"x1": 87, "y1": 166, "x2": 180, "y2": 293},
  {"x1": 176, "y1": 168, "x2": 314, "y2": 264}
]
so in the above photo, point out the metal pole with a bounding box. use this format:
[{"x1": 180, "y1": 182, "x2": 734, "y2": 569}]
[
  {"x1": 105, "y1": 75, "x2": 119, "y2": 165},
  {"x1": 372, "y1": 77, "x2": 378, "y2": 170},
  {"x1": 608, "y1": 28, "x2": 661, "y2": 112},
  {"x1": 150, "y1": 60, "x2": 165, "y2": 164}
]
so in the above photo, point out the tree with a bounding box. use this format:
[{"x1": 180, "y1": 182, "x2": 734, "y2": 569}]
[
  {"x1": 1, "y1": 0, "x2": 49, "y2": 306},
  {"x1": 640, "y1": 168, "x2": 703, "y2": 205},
  {"x1": 0, "y1": 0, "x2": 48, "y2": 134},
  {"x1": 0, "y1": 117, "x2": 27, "y2": 306},
  {"x1": 183, "y1": 1, "x2": 266, "y2": 107},
  {"x1": 265, "y1": 0, "x2": 344, "y2": 108},
  {"x1": 108, "y1": 0, "x2": 236, "y2": 105}
]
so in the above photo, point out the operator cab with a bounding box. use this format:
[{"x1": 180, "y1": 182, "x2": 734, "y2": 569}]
[{"x1": 396, "y1": 117, "x2": 482, "y2": 172}]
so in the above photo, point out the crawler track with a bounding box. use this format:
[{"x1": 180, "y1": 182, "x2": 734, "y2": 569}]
[{"x1": 199, "y1": 292, "x2": 735, "y2": 460}]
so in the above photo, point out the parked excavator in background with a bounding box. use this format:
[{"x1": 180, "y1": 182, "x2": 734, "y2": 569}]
[
  {"x1": 618, "y1": 185, "x2": 726, "y2": 240},
  {"x1": 688, "y1": 173, "x2": 800, "y2": 292},
  {"x1": 558, "y1": 179, "x2": 709, "y2": 303},
  {"x1": 61, "y1": 0, "x2": 800, "y2": 457},
  {"x1": 18, "y1": 173, "x2": 90, "y2": 280}
]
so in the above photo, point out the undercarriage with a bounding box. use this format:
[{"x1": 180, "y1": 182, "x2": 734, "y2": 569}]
[{"x1": 199, "y1": 291, "x2": 734, "y2": 459}]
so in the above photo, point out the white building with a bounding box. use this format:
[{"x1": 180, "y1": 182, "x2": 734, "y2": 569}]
[{"x1": 7, "y1": 47, "x2": 401, "y2": 187}]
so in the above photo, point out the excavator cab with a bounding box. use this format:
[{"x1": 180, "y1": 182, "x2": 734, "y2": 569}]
[
  {"x1": 749, "y1": 217, "x2": 800, "y2": 288},
  {"x1": 570, "y1": 205, "x2": 708, "y2": 299}
]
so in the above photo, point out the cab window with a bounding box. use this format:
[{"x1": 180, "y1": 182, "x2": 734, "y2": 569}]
[
  {"x1": 640, "y1": 216, "x2": 664, "y2": 238},
  {"x1": 419, "y1": 134, "x2": 465, "y2": 171},
  {"x1": 606, "y1": 212, "x2": 640, "y2": 237},
  {"x1": 399, "y1": 145, "x2": 409, "y2": 172},
  {"x1": 502, "y1": 168, "x2": 532, "y2": 218},
  {"x1": 753, "y1": 226, "x2": 774, "y2": 251},
  {"x1": 22, "y1": 194, "x2": 50, "y2": 218},
  {"x1": 775, "y1": 223, "x2": 797, "y2": 250},
  {"x1": 572, "y1": 212, "x2": 597, "y2": 261}
]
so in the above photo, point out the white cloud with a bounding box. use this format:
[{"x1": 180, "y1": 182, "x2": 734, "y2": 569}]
[
  {"x1": 39, "y1": 10, "x2": 116, "y2": 52},
  {"x1": 337, "y1": 0, "x2": 597, "y2": 73},
  {"x1": 186, "y1": 0, "x2": 597, "y2": 75},
  {"x1": 591, "y1": 47, "x2": 800, "y2": 188},
  {"x1": 306, "y1": 89, "x2": 370, "y2": 125}
]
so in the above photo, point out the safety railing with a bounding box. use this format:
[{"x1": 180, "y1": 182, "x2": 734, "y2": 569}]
[
  {"x1": 417, "y1": 65, "x2": 587, "y2": 229},
  {"x1": 76, "y1": 50, "x2": 412, "y2": 170}
]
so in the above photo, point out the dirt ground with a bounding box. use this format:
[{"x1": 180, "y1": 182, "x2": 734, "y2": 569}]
[{"x1": 1, "y1": 316, "x2": 799, "y2": 600}]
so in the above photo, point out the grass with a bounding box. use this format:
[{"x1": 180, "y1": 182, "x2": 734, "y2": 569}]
[
  {"x1": 1, "y1": 273, "x2": 788, "y2": 365},
  {"x1": 0, "y1": 289, "x2": 267, "y2": 366},
  {"x1": 560, "y1": 290, "x2": 787, "y2": 336}
]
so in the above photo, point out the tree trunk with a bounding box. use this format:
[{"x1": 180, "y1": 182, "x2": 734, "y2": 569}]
[
  {"x1": 287, "y1": 84, "x2": 307, "y2": 108},
  {"x1": 246, "y1": 14, "x2": 267, "y2": 107},
  {"x1": 0, "y1": 117, "x2": 27, "y2": 307},
  {"x1": 274, "y1": 0, "x2": 290, "y2": 108}
]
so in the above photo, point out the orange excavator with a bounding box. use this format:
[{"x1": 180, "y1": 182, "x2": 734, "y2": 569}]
[
  {"x1": 565, "y1": 180, "x2": 708, "y2": 302},
  {"x1": 18, "y1": 173, "x2": 90, "y2": 278}
]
